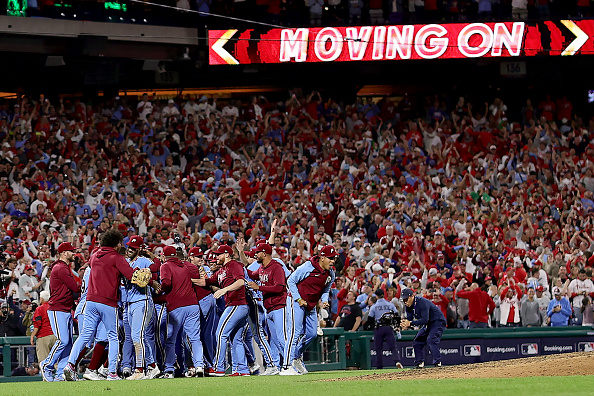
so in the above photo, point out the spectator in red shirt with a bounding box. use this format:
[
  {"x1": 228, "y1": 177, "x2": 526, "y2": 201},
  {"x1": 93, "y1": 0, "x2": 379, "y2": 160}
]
[
  {"x1": 31, "y1": 290, "x2": 56, "y2": 362},
  {"x1": 456, "y1": 283, "x2": 495, "y2": 328}
]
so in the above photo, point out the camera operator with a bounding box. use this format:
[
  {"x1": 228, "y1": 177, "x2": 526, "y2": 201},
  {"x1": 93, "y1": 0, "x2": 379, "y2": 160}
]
[{"x1": 0, "y1": 300, "x2": 23, "y2": 337}]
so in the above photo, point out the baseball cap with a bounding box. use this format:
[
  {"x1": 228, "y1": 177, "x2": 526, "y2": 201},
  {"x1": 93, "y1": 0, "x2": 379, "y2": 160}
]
[
  {"x1": 25, "y1": 265, "x2": 34, "y2": 272},
  {"x1": 57, "y1": 242, "x2": 76, "y2": 254},
  {"x1": 163, "y1": 246, "x2": 177, "y2": 257},
  {"x1": 92, "y1": 209, "x2": 99, "y2": 215},
  {"x1": 319, "y1": 245, "x2": 338, "y2": 258},
  {"x1": 188, "y1": 247, "x2": 203, "y2": 257},
  {"x1": 254, "y1": 244, "x2": 272, "y2": 255},
  {"x1": 127, "y1": 235, "x2": 145, "y2": 249},
  {"x1": 414, "y1": 228, "x2": 422, "y2": 233},
  {"x1": 372, "y1": 263, "x2": 382, "y2": 272},
  {"x1": 485, "y1": 276, "x2": 492, "y2": 281},
  {"x1": 353, "y1": 238, "x2": 361, "y2": 242},
  {"x1": 428, "y1": 268, "x2": 438, "y2": 276},
  {"x1": 213, "y1": 245, "x2": 233, "y2": 255},
  {"x1": 444, "y1": 287, "x2": 453, "y2": 292},
  {"x1": 552, "y1": 286, "x2": 561, "y2": 295},
  {"x1": 375, "y1": 288, "x2": 384, "y2": 298},
  {"x1": 363, "y1": 242, "x2": 371, "y2": 248},
  {"x1": 536, "y1": 286, "x2": 544, "y2": 292},
  {"x1": 401, "y1": 288, "x2": 414, "y2": 300}
]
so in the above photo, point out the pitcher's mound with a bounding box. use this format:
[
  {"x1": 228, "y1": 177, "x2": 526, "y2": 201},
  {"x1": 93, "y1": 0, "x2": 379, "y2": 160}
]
[{"x1": 335, "y1": 352, "x2": 594, "y2": 381}]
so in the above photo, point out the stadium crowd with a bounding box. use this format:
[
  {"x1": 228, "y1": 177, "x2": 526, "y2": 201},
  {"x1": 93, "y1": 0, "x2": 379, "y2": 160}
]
[{"x1": 0, "y1": 86, "x2": 594, "y2": 376}]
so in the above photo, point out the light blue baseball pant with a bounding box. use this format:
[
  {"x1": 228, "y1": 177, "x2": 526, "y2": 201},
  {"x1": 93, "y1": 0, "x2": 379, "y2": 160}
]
[
  {"x1": 165, "y1": 304, "x2": 203, "y2": 373},
  {"x1": 68, "y1": 301, "x2": 120, "y2": 373},
  {"x1": 42, "y1": 310, "x2": 74, "y2": 380},
  {"x1": 214, "y1": 305, "x2": 249, "y2": 374}
]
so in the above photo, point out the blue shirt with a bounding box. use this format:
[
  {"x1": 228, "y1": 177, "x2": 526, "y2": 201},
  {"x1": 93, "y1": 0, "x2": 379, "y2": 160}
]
[
  {"x1": 123, "y1": 256, "x2": 153, "y2": 303},
  {"x1": 369, "y1": 298, "x2": 397, "y2": 320},
  {"x1": 245, "y1": 262, "x2": 264, "y2": 301},
  {"x1": 74, "y1": 267, "x2": 91, "y2": 318}
]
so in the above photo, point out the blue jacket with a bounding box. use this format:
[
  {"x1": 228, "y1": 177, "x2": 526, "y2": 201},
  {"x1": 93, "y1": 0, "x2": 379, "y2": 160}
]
[
  {"x1": 547, "y1": 297, "x2": 572, "y2": 326},
  {"x1": 406, "y1": 296, "x2": 446, "y2": 327}
]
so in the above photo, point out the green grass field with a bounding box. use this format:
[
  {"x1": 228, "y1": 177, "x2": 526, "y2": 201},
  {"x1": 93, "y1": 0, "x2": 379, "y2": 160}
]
[{"x1": 2, "y1": 371, "x2": 592, "y2": 396}]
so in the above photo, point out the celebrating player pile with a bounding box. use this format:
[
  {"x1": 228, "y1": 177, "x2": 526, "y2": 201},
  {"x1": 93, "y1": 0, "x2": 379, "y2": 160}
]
[{"x1": 42, "y1": 225, "x2": 340, "y2": 380}]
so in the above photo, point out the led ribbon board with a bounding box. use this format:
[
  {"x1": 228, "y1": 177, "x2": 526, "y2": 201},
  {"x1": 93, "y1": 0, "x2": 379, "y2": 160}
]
[{"x1": 209, "y1": 20, "x2": 594, "y2": 65}]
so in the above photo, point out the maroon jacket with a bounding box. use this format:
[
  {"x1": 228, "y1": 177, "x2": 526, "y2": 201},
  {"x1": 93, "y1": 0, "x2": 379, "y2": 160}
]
[
  {"x1": 48, "y1": 260, "x2": 81, "y2": 312},
  {"x1": 160, "y1": 257, "x2": 199, "y2": 311},
  {"x1": 206, "y1": 260, "x2": 246, "y2": 307},
  {"x1": 87, "y1": 247, "x2": 135, "y2": 308},
  {"x1": 248, "y1": 260, "x2": 287, "y2": 313},
  {"x1": 183, "y1": 261, "x2": 212, "y2": 301}
]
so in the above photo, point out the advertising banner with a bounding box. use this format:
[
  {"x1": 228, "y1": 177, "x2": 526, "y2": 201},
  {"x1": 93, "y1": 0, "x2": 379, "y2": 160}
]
[
  {"x1": 369, "y1": 333, "x2": 594, "y2": 367},
  {"x1": 209, "y1": 20, "x2": 594, "y2": 65}
]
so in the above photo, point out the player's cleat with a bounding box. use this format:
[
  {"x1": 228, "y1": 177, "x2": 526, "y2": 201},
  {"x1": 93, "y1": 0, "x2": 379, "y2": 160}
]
[
  {"x1": 415, "y1": 362, "x2": 425, "y2": 369},
  {"x1": 261, "y1": 366, "x2": 280, "y2": 376},
  {"x1": 144, "y1": 366, "x2": 161, "y2": 380},
  {"x1": 434, "y1": 362, "x2": 442, "y2": 367},
  {"x1": 279, "y1": 366, "x2": 301, "y2": 376},
  {"x1": 63, "y1": 363, "x2": 77, "y2": 381},
  {"x1": 127, "y1": 369, "x2": 146, "y2": 380},
  {"x1": 209, "y1": 370, "x2": 226, "y2": 377},
  {"x1": 194, "y1": 367, "x2": 204, "y2": 377},
  {"x1": 185, "y1": 368, "x2": 197, "y2": 378},
  {"x1": 248, "y1": 362, "x2": 260, "y2": 375},
  {"x1": 162, "y1": 372, "x2": 175, "y2": 379},
  {"x1": 396, "y1": 362, "x2": 404, "y2": 369},
  {"x1": 292, "y1": 358, "x2": 308, "y2": 374},
  {"x1": 229, "y1": 373, "x2": 250, "y2": 376},
  {"x1": 98, "y1": 366, "x2": 109, "y2": 378},
  {"x1": 41, "y1": 364, "x2": 54, "y2": 382},
  {"x1": 107, "y1": 373, "x2": 121, "y2": 380},
  {"x1": 122, "y1": 367, "x2": 132, "y2": 378},
  {"x1": 83, "y1": 369, "x2": 103, "y2": 381}
]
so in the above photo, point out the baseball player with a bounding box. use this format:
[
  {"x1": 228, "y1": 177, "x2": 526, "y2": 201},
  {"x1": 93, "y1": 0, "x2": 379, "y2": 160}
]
[
  {"x1": 245, "y1": 243, "x2": 293, "y2": 376},
  {"x1": 368, "y1": 288, "x2": 403, "y2": 369},
  {"x1": 400, "y1": 288, "x2": 447, "y2": 368},
  {"x1": 187, "y1": 247, "x2": 216, "y2": 371},
  {"x1": 41, "y1": 242, "x2": 81, "y2": 382},
  {"x1": 160, "y1": 245, "x2": 204, "y2": 378},
  {"x1": 123, "y1": 235, "x2": 161, "y2": 380},
  {"x1": 64, "y1": 229, "x2": 150, "y2": 381},
  {"x1": 283, "y1": 245, "x2": 336, "y2": 375},
  {"x1": 237, "y1": 241, "x2": 277, "y2": 375},
  {"x1": 75, "y1": 265, "x2": 109, "y2": 381},
  {"x1": 193, "y1": 245, "x2": 249, "y2": 377}
]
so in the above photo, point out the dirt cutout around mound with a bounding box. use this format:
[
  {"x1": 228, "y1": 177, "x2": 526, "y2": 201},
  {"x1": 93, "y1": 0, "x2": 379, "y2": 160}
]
[{"x1": 333, "y1": 352, "x2": 594, "y2": 381}]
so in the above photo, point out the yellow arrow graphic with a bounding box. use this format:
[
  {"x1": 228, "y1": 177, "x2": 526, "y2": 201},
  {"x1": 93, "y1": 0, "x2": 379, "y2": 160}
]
[
  {"x1": 560, "y1": 20, "x2": 589, "y2": 56},
  {"x1": 212, "y1": 29, "x2": 239, "y2": 65}
]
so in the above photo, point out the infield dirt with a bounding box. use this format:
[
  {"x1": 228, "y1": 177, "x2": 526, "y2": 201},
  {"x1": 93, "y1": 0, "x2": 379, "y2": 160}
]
[{"x1": 334, "y1": 352, "x2": 594, "y2": 381}]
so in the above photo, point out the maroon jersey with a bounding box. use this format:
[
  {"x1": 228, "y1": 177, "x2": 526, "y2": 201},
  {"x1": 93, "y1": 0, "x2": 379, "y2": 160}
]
[
  {"x1": 248, "y1": 260, "x2": 287, "y2": 313},
  {"x1": 183, "y1": 261, "x2": 211, "y2": 301},
  {"x1": 206, "y1": 260, "x2": 246, "y2": 307},
  {"x1": 48, "y1": 260, "x2": 81, "y2": 312},
  {"x1": 288, "y1": 256, "x2": 334, "y2": 311},
  {"x1": 161, "y1": 257, "x2": 199, "y2": 311},
  {"x1": 87, "y1": 247, "x2": 135, "y2": 308}
]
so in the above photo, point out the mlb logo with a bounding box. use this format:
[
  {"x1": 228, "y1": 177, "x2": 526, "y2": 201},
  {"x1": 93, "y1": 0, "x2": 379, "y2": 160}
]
[
  {"x1": 521, "y1": 343, "x2": 538, "y2": 355},
  {"x1": 405, "y1": 347, "x2": 415, "y2": 359},
  {"x1": 464, "y1": 345, "x2": 481, "y2": 357},
  {"x1": 578, "y1": 342, "x2": 594, "y2": 352}
]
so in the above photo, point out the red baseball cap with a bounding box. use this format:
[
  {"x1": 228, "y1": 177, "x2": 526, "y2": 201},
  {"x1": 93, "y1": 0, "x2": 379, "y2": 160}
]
[
  {"x1": 188, "y1": 247, "x2": 203, "y2": 257},
  {"x1": 127, "y1": 235, "x2": 145, "y2": 249},
  {"x1": 536, "y1": 285, "x2": 544, "y2": 292},
  {"x1": 25, "y1": 265, "x2": 34, "y2": 271},
  {"x1": 213, "y1": 245, "x2": 233, "y2": 255},
  {"x1": 255, "y1": 244, "x2": 272, "y2": 255},
  {"x1": 319, "y1": 245, "x2": 338, "y2": 258},
  {"x1": 163, "y1": 246, "x2": 177, "y2": 257},
  {"x1": 57, "y1": 242, "x2": 76, "y2": 254}
]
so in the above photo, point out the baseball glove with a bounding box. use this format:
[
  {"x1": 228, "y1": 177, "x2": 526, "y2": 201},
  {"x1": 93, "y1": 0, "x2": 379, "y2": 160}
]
[{"x1": 131, "y1": 268, "x2": 152, "y2": 288}]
